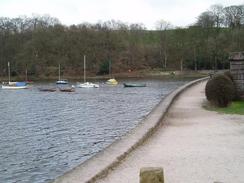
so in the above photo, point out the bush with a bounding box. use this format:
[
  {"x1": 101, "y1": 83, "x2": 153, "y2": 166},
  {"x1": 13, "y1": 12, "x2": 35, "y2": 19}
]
[{"x1": 205, "y1": 74, "x2": 235, "y2": 107}]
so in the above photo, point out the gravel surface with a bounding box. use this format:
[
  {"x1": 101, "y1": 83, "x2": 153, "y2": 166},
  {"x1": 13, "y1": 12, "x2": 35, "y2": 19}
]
[{"x1": 96, "y1": 81, "x2": 244, "y2": 183}]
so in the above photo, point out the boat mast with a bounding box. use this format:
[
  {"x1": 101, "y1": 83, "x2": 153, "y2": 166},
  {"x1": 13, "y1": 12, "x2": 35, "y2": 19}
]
[
  {"x1": 109, "y1": 60, "x2": 112, "y2": 78},
  {"x1": 8, "y1": 62, "x2": 10, "y2": 83},
  {"x1": 25, "y1": 64, "x2": 28, "y2": 82},
  {"x1": 84, "y1": 55, "x2": 86, "y2": 83},
  {"x1": 58, "y1": 64, "x2": 61, "y2": 81}
]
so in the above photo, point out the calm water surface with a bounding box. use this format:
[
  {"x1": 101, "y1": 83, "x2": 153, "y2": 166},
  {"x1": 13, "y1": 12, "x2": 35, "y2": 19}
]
[{"x1": 0, "y1": 79, "x2": 189, "y2": 183}]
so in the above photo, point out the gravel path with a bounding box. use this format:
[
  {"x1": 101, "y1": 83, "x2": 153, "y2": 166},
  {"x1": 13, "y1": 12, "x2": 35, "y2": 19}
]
[{"x1": 96, "y1": 81, "x2": 244, "y2": 183}]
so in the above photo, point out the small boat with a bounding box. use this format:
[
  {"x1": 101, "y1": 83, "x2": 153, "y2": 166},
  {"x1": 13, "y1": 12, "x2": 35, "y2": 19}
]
[
  {"x1": 56, "y1": 64, "x2": 68, "y2": 84},
  {"x1": 59, "y1": 88, "x2": 74, "y2": 92},
  {"x1": 77, "y1": 55, "x2": 99, "y2": 88},
  {"x1": 59, "y1": 88, "x2": 75, "y2": 92},
  {"x1": 2, "y1": 82, "x2": 28, "y2": 89},
  {"x1": 123, "y1": 83, "x2": 146, "y2": 87},
  {"x1": 56, "y1": 79, "x2": 68, "y2": 84},
  {"x1": 38, "y1": 88, "x2": 56, "y2": 92},
  {"x1": 106, "y1": 60, "x2": 118, "y2": 85},
  {"x1": 59, "y1": 85, "x2": 75, "y2": 92},
  {"x1": 77, "y1": 82, "x2": 99, "y2": 88},
  {"x1": 1, "y1": 62, "x2": 28, "y2": 89},
  {"x1": 106, "y1": 78, "x2": 118, "y2": 85}
]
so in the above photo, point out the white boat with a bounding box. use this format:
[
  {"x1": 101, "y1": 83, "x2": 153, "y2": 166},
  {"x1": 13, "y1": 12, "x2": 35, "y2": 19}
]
[
  {"x1": 56, "y1": 79, "x2": 68, "y2": 84},
  {"x1": 1, "y1": 62, "x2": 28, "y2": 89},
  {"x1": 77, "y1": 55, "x2": 99, "y2": 88},
  {"x1": 2, "y1": 84, "x2": 28, "y2": 89},
  {"x1": 78, "y1": 82, "x2": 99, "y2": 88},
  {"x1": 56, "y1": 64, "x2": 68, "y2": 84}
]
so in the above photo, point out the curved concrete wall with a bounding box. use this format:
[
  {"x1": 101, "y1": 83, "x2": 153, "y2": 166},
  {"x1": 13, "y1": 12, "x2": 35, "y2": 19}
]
[{"x1": 52, "y1": 77, "x2": 208, "y2": 183}]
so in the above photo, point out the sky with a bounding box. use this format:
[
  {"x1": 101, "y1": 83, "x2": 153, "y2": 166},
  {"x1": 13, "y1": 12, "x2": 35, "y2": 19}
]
[{"x1": 0, "y1": 0, "x2": 243, "y2": 29}]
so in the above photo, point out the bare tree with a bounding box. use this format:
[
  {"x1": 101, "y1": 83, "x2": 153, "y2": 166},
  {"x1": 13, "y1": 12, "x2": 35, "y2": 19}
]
[
  {"x1": 196, "y1": 11, "x2": 215, "y2": 28},
  {"x1": 210, "y1": 4, "x2": 224, "y2": 28},
  {"x1": 224, "y1": 5, "x2": 244, "y2": 28},
  {"x1": 155, "y1": 19, "x2": 172, "y2": 68}
]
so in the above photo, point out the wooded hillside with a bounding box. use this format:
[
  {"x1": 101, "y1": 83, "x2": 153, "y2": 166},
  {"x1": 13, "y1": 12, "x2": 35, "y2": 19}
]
[{"x1": 0, "y1": 4, "x2": 244, "y2": 78}]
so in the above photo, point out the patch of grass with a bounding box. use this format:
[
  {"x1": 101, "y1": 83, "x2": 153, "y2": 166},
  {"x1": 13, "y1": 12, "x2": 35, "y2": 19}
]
[{"x1": 204, "y1": 101, "x2": 244, "y2": 115}]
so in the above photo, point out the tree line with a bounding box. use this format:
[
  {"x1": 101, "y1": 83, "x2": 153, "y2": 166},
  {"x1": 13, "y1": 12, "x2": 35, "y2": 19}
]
[{"x1": 0, "y1": 4, "x2": 244, "y2": 79}]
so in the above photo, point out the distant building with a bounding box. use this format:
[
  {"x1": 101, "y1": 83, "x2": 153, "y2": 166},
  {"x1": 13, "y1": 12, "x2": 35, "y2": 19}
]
[{"x1": 229, "y1": 52, "x2": 244, "y2": 95}]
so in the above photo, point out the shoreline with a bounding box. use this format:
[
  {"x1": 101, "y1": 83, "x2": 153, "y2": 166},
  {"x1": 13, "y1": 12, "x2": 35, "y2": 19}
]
[
  {"x1": 51, "y1": 77, "x2": 208, "y2": 183},
  {"x1": 0, "y1": 69, "x2": 210, "y2": 82}
]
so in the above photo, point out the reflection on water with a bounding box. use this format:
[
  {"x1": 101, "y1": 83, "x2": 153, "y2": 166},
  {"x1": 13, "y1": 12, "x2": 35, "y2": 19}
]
[{"x1": 0, "y1": 79, "x2": 189, "y2": 183}]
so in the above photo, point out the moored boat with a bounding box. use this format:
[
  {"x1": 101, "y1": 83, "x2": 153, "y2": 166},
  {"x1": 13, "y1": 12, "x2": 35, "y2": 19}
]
[
  {"x1": 106, "y1": 78, "x2": 118, "y2": 85},
  {"x1": 59, "y1": 88, "x2": 75, "y2": 92},
  {"x1": 123, "y1": 83, "x2": 146, "y2": 87},
  {"x1": 38, "y1": 88, "x2": 57, "y2": 92},
  {"x1": 56, "y1": 64, "x2": 68, "y2": 84},
  {"x1": 1, "y1": 62, "x2": 28, "y2": 89},
  {"x1": 77, "y1": 82, "x2": 99, "y2": 88},
  {"x1": 2, "y1": 83, "x2": 28, "y2": 89},
  {"x1": 59, "y1": 85, "x2": 75, "y2": 92},
  {"x1": 77, "y1": 55, "x2": 99, "y2": 88},
  {"x1": 56, "y1": 79, "x2": 68, "y2": 84},
  {"x1": 106, "y1": 60, "x2": 118, "y2": 85}
]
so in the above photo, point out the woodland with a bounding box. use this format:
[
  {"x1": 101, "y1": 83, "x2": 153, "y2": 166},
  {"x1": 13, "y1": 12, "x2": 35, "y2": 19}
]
[{"x1": 0, "y1": 4, "x2": 244, "y2": 78}]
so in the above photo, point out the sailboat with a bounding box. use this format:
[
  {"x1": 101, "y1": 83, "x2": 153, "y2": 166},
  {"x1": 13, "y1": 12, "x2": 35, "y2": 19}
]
[
  {"x1": 106, "y1": 60, "x2": 118, "y2": 85},
  {"x1": 77, "y1": 55, "x2": 99, "y2": 88},
  {"x1": 56, "y1": 64, "x2": 68, "y2": 84},
  {"x1": 1, "y1": 62, "x2": 28, "y2": 89}
]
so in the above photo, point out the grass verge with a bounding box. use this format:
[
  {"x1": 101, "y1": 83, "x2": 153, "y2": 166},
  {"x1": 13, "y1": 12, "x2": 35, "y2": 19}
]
[{"x1": 204, "y1": 101, "x2": 244, "y2": 115}]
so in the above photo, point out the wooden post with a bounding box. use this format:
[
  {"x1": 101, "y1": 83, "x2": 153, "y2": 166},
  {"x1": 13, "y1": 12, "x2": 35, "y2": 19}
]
[{"x1": 140, "y1": 167, "x2": 164, "y2": 183}]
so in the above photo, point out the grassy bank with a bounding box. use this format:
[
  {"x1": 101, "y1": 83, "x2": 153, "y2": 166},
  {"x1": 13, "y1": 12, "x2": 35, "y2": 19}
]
[{"x1": 204, "y1": 101, "x2": 244, "y2": 115}]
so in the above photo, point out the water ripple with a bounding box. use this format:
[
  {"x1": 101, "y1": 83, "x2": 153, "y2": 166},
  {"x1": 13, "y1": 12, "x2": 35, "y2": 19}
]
[{"x1": 0, "y1": 79, "x2": 188, "y2": 183}]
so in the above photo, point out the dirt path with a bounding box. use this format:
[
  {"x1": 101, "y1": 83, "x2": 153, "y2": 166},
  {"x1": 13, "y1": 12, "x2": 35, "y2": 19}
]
[{"x1": 96, "y1": 81, "x2": 244, "y2": 183}]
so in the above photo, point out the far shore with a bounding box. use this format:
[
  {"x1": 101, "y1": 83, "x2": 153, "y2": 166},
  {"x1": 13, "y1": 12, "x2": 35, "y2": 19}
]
[{"x1": 0, "y1": 69, "x2": 214, "y2": 82}]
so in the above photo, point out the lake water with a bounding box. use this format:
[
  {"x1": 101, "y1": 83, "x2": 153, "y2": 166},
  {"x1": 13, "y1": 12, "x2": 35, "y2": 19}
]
[{"x1": 0, "y1": 78, "x2": 189, "y2": 183}]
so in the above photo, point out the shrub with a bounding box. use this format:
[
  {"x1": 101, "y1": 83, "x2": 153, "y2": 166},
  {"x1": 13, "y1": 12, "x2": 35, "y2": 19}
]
[{"x1": 205, "y1": 74, "x2": 235, "y2": 107}]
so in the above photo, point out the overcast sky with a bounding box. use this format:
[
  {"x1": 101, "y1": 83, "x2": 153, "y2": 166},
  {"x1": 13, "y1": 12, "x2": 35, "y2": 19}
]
[{"x1": 0, "y1": 0, "x2": 243, "y2": 29}]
